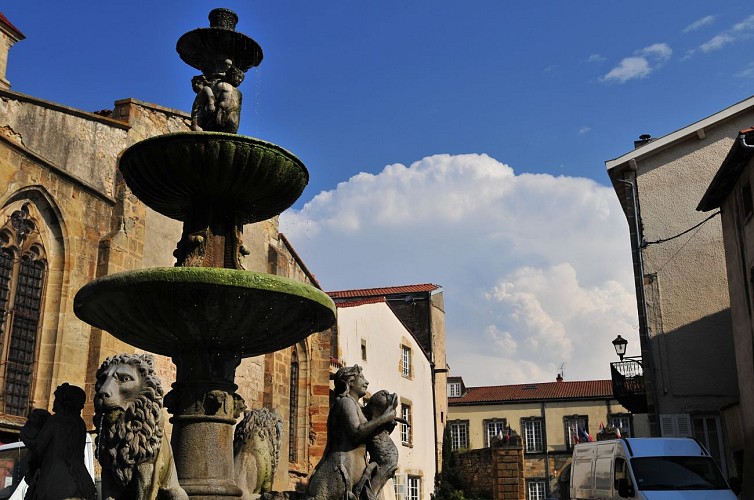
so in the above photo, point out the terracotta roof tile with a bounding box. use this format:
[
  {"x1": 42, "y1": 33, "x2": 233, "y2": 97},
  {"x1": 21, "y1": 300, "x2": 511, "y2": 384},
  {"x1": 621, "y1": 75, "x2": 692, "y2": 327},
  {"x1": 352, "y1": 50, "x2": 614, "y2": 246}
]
[
  {"x1": 449, "y1": 380, "x2": 613, "y2": 405},
  {"x1": 335, "y1": 297, "x2": 387, "y2": 308},
  {"x1": 328, "y1": 283, "x2": 440, "y2": 299}
]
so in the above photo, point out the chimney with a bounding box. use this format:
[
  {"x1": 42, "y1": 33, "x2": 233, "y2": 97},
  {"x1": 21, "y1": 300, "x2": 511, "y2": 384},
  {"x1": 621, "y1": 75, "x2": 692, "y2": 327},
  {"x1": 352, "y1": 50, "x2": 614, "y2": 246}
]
[
  {"x1": 556, "y1": 373, "x2": 563, "y2": 382},
  {"x1": 633, "y1": 134, "x2": 655, "y2": 149},
  {"x1": 0, "y1": 13, "x2": 25, "y2": 90}
]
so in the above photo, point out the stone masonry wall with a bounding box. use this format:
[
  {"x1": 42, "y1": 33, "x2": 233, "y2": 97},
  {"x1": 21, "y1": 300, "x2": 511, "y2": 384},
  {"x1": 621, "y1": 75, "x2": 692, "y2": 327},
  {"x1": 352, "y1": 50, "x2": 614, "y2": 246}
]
[
  {"x1": 455, "y1": 448, "x2": 495, "y2": 499},
  {"x1": 455, "y1": 446, "x2": 525, "y2": 500}
]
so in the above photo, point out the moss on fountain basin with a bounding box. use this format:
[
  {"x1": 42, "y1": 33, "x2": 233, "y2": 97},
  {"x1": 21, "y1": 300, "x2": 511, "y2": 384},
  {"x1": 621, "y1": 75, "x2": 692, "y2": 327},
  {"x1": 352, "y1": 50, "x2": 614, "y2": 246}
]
[
  {"x1": 73, "y1": 267, "x2": 335, "y2": 357},
  {"x1": 119, "y1": 132, "x2": 309, "y2": 224}
]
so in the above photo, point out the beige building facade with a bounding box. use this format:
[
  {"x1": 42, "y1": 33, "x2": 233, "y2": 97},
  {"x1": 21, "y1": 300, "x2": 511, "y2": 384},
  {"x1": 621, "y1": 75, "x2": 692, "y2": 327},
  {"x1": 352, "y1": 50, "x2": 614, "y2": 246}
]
[
  {"x1": 605, "y1": 96, "x2": 754, "y2": 478},
  {"x1": 448, "y1": 377, "x2": 647, "y2": 500},
  {"x1": 328, "y1": 284, "x2": 448, "y2": 500},
  {"x1": 0, "y1": 12, "x2": 332, "y2": 492}
]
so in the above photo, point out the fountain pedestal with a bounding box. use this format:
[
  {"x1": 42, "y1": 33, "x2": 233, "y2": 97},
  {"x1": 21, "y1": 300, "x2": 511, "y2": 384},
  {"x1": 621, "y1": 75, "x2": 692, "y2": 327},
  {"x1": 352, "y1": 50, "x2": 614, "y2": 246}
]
[{"x1": 168, "y1": 346, "x2": 243, "y2": 498}]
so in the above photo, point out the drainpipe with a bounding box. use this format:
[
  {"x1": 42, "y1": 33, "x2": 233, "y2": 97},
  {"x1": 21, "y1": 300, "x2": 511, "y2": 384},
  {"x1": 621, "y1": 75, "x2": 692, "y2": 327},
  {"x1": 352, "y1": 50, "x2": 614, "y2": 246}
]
[
  {"x1": 428, "y1": 291, "x2": 440, "y2": 475},
  {"x1": 541, "y1": 402, "x2": 550, "y2": 496},
  {"x1": 615, "y1": 171, "x2": 661, "y2": 437}
]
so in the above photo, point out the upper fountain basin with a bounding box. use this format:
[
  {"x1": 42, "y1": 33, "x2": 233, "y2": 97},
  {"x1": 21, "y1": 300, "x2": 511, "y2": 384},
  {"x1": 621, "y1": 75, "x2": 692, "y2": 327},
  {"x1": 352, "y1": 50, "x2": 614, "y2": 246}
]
[
  {"x1": 73, "y1": 267, "x2": 335, "y2": 357},
  {"x1": 119, "y1": 132, "x2": 309, "y2": 224}
]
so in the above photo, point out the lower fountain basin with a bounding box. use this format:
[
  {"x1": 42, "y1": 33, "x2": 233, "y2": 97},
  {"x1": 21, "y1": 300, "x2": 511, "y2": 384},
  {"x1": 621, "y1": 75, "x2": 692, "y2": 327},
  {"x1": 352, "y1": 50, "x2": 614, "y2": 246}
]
[
  {"x1": 73, "y1": 267, "x2": 335, "y2": 357},
  {"x1": 119, "y1": 132, "x2": 309, "y2": 225}
]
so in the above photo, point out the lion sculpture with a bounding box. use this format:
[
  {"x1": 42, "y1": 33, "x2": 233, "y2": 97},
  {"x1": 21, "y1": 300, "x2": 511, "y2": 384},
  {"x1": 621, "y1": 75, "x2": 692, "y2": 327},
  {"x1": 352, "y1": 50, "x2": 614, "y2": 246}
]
[
  {"x1": 94, "y1": 353, "x2": 188, "y2": 500},
  {"x1": 233, "y1": 407, "x2": 283, "y2": 498}
]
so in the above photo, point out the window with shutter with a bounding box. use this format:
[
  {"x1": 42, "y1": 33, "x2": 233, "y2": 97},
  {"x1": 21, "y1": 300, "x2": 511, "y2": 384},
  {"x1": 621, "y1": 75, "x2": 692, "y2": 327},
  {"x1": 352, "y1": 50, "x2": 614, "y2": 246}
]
[{"x1": 659, "y1": 414, "x2": 692, "y2": 437}]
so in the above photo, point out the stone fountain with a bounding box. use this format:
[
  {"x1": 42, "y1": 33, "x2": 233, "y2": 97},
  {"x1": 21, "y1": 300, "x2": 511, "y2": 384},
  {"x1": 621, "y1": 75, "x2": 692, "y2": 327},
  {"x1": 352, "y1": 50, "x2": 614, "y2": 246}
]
[{"x1": 74, "y1": 9, "x2": 335, "y2": 499}]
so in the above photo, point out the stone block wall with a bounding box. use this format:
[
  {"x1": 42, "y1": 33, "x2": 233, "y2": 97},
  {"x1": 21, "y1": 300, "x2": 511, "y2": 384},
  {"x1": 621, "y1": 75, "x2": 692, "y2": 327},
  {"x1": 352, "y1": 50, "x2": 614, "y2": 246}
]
[
  {"x1": 455, "y1": 445, "x2": 525, "y2": 500},
  {"x1": 456, "y1": 448, "x2": 494, "y2": 499}
]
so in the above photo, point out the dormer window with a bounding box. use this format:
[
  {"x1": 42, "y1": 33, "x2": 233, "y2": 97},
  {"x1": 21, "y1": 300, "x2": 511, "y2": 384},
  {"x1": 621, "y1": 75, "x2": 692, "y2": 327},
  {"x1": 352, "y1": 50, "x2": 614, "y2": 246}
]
[{"x1": 448, "y1": 382, "x2": 462, "y2": 397}]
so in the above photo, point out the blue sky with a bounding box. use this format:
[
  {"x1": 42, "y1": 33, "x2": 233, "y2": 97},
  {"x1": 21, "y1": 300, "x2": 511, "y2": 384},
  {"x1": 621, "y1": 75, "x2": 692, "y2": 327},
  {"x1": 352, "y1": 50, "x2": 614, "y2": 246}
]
[{"x1": 3, "y1": 2, "x2": 753, "y2": 384}]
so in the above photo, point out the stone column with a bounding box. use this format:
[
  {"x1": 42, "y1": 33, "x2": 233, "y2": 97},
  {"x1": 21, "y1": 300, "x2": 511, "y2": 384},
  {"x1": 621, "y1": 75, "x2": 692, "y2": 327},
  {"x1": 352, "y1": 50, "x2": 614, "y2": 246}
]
[
  {"x1": 167, "y1": 346, "x2": 245, "y2": 498},
  {"x1": 492, "y1": 444, "x2": 525, "y2": 500}
]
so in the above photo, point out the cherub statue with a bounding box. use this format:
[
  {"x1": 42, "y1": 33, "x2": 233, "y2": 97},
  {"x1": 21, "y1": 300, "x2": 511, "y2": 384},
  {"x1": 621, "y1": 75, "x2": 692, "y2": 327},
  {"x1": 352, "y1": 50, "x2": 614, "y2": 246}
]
[
  {"x1": 354, "y1": 390, "x2": 404, "y2": 499},
  {"x1": 190, "y1": 59, "x2": 245, "y2": 133}
]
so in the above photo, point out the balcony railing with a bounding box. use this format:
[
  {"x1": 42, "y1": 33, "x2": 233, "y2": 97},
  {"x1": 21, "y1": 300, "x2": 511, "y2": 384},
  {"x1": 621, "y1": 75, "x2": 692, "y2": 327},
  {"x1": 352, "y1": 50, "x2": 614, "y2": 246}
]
[{"x1": 610, "y1": 357, "x2": 648, "y2": 414}]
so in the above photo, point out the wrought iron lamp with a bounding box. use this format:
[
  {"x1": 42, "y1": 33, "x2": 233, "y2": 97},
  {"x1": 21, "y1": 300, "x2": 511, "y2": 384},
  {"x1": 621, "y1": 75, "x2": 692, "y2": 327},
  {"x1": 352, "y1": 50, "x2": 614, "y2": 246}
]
[{"x1": 612, "y1": 335, "x2": 628, "y2": 361}]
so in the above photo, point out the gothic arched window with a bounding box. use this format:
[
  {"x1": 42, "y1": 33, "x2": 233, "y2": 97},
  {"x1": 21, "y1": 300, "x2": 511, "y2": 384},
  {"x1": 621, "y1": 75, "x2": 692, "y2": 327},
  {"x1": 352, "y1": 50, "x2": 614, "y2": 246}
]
[
  {"x1": 288, "y1": 345, "x2": 299, "y2": 462},
  {"x1": 0, "y1": 204, "x2": 47, "y2": 416}
]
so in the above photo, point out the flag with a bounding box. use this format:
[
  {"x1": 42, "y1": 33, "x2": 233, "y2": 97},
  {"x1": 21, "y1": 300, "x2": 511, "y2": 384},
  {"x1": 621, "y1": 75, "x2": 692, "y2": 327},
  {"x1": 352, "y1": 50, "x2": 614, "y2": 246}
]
[
  {"x1": 571, "y1": 428, "x2": 580, "y2": 444},
  {"x1": 578, "y1": 427, "x2": 593, "y2": 442},
  {"x1": 599, "y1": 421, "x2": 605, "y2": 433},
  {"x1": 615, "y1": 426, "x2": 622, "y2": 438}
]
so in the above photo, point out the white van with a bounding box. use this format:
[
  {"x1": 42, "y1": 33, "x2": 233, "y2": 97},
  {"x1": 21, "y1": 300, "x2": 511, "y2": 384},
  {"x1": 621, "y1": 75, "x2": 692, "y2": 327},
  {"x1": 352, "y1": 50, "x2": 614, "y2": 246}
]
[
  {"x1": 0, "y1": 433, "x2": 95, "y2": 500},
  {"x1": 570, "y1": 437, "x2": 737, "y2": 499}
]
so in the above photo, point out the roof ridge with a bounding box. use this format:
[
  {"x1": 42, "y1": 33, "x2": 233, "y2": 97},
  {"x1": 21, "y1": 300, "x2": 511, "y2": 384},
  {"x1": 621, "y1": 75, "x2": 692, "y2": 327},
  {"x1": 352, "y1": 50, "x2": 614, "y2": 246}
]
[
  {"x1": 335, "y1": 296, "x2": 387, "y2": 308},
  {"x1": 328, "y1": 283, "x2": 440, "y2": 298}
]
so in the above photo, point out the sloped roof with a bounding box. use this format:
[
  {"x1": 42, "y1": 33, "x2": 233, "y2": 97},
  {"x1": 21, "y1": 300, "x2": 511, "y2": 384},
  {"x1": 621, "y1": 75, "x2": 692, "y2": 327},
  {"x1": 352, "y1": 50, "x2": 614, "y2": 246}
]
[
  {"x1": 605, "y1": 94, "x2": 754, "y2": 172},
  {"x1": 335, "y1": 296, "x2": 387, "y2": 308},
  {"x1": 0, "y1": 13, "x2": 25, "y2": 40},
  {"x1": 328, "y1": 283, "x2": 440, "y2": 299},
  {"x1": 698, "y1": 128, "x2": 754, "y2": 211},
  {"x1": 278, "y1": 233, "x2": 321, "y2": 289},
  {"x1": 449, "y1": 380, "x2": 613, "y2": 405}
]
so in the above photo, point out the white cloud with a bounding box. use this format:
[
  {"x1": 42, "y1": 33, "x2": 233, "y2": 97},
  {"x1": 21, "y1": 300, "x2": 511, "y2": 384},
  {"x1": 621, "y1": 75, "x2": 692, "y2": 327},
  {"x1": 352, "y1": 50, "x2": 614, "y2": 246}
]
[
  {"x1": 281, "y1": 153, "x2": 637, "y2": 385},
  {"x1": 602, "y1": 57, "x2": 651, "y2": 83},
  {"x1": 601, "y1": 43, "x2": 672, "y2": 83},
  {"x1": 578, "y1": 126, "x2": 592, "y2": 135},
  {"x1": 486, "y1": 325, "x2": 518, "y2": 354},
  {"x1": 641, "y1": 43, "x2": 672, "y2": 61},
  {"x1": 683, "y1": 15, "x2": 716, "y2": 33},
  {"x1": 735, "y1": 63, "x2": 754, "y2": 78},
  {"x1": 587, "y1": 54, "x2": 606, "y2": 63},
  {"x1": 700, "y1": 34, "x2": 735, "y2": 53},
  {"x1": 697, "y1": 14, "x2": 754, "y2": 53}
]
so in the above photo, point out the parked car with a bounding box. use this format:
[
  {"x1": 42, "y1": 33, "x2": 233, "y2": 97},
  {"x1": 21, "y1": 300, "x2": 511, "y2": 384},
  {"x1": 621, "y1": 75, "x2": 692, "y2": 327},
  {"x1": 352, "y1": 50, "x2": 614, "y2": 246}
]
[
  {"x1": 0, "y1": 433, "x2": 95, "y2": 500},
  {"x1": 570, "y1": 437, "x2": 737, "y2": 499}
]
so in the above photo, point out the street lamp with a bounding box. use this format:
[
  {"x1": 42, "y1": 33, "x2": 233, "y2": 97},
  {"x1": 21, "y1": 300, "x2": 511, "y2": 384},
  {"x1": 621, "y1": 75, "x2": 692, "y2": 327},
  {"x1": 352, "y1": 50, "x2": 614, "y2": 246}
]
[{"x1": 612, "y1": 335, "x2": 628, "y2": 361}]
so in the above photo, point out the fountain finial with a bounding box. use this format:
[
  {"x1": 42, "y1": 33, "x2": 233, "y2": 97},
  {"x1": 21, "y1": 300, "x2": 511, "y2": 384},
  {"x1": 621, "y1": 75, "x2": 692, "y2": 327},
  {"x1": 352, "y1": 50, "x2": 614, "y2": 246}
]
[
  {"x1": 177, "y1": 9, "x2": 262, "y2": 133},
  {"x1": 208, "y1": 8, "x2": 238, "y2": 30}
]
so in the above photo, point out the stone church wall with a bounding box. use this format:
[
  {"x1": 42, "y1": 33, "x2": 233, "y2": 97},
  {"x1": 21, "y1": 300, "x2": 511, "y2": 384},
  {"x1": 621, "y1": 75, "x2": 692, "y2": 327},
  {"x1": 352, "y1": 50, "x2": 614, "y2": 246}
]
[{"x1": 0, "y1": 88, "x2": 331, "y2": 490}]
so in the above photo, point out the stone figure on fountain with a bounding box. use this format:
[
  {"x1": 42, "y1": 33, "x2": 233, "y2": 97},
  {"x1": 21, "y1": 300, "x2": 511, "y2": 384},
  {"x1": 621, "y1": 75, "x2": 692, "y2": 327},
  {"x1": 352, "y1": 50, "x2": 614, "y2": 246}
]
[
  {"x1": 306, "y1": 366, "x2": 398, "y2": 500},
  {"x1": 94, "y1": 353, "x2": 187, "y2": 500},
  {"x1": 190, "y1": 59, "x2": 245, "y2": 133},
  {"x1": 179, "y1": 7, "x2": 259, "y2": 134},
  {"x1": 234, "y1": 407, "x2": 284, "y2": 498},
  {"x1": 20, "y1": 383, "x2": 96, "y2": 500}
]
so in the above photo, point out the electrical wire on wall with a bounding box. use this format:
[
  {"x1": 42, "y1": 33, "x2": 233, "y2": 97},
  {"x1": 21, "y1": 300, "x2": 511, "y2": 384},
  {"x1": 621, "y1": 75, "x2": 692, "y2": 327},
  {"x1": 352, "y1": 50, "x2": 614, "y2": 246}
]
[{"x1": 642, "y1": 210, "x2": 721, "y2": 248}]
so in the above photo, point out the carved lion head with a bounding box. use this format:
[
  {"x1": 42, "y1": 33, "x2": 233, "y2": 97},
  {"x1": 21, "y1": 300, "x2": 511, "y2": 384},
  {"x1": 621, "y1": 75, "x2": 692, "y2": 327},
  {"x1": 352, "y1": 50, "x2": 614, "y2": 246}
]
[{"x1": 93, "y1": 353, "x2": 164, "y2": 487}]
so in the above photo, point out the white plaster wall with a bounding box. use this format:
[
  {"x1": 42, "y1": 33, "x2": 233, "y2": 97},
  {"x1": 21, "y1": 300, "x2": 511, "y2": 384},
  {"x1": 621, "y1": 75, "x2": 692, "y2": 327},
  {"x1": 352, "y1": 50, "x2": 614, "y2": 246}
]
[{"x1": 337, "y1": 302, "x2": 437, "y2": 500}]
